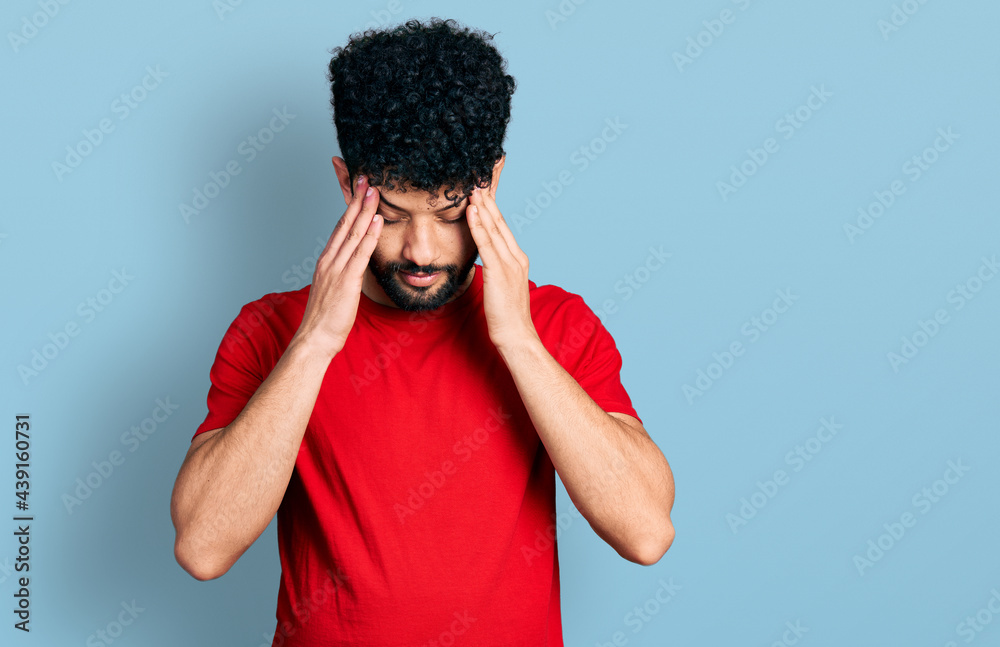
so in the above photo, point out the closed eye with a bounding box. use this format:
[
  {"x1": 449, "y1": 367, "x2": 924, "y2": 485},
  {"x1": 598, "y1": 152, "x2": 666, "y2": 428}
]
[{"x1": 379, "y1": 214, "x2": 467, "y2": 225}]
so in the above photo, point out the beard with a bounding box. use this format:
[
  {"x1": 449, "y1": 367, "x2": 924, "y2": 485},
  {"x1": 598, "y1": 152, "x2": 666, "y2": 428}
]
[{"x1": 367, "y1": 246, "x2": 479, "y2": 312}]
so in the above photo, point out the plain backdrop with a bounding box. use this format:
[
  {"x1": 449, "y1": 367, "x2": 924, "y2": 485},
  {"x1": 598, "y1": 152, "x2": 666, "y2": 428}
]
[{"x1": 2, "y1": 0, "x2": 998, "y2": 645}]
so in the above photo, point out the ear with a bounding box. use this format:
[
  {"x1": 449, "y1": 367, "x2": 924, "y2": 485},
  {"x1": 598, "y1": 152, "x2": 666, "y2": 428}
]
[
  {"x1": 488, "y1": 155, "x2": 505, "y2": 199},
  {"x1": 331, "y1": 156, "x2": 355, "y2": 205}
]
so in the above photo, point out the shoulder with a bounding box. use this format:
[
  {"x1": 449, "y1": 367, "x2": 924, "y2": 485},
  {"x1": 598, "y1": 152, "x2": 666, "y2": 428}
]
[
  {"x1": 529, "y1": 279, "x2": 611, "y2": 365},
  {"x1": 233, "y1": 285, "x2": 310, "y2": 322},
  {"x1": 247, "y1": 285, "x2": 309, "y2": 312},
  {"x1": 219, "y1": 285, "x2": 310, "y2": 352},
  {"x1": 529, "y1": 278, "x2": 600, "y2": 325}
]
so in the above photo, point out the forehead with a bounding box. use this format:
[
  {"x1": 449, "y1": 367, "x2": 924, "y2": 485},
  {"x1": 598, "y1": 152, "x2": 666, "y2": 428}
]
[{"x1": 377, "y1": 183, "x2": 467, "y2": 212}]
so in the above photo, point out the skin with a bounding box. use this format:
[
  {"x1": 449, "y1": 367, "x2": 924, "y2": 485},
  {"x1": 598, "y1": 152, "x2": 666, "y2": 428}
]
[
  {"x1": 171, "y1": 153, "x2": 674, "y2": 581},
  {"x1": 330, "y1": 156, "x2": 483, "y2": 313},
  {"x1": 335, "y1": 154, "x2": 675, "y2": 564}
]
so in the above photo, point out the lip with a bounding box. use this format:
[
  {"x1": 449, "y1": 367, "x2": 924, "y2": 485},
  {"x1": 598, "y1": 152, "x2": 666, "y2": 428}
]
[{"x1": 400, "y1": 270, "x2": 440, "y2": 286}]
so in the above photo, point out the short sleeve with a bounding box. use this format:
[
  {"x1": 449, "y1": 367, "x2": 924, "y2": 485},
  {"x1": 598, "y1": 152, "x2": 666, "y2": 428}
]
[
  {"x1": 192, "y1": 302, "x2": 274, "y2": 441},
  {"x1": 556, "y1": 296, "x2": 643, "y2": 426}
]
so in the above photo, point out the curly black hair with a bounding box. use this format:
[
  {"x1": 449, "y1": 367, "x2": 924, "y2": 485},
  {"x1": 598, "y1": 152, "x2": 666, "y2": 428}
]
[{"x1": 327, "y1": 17, "x2": 516, "y2": 208}]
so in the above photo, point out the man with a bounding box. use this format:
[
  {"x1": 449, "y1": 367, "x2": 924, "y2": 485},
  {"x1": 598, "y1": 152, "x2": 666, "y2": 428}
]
[{"x1": 170, "y1": 17, "x2": 674, "y2": 647}]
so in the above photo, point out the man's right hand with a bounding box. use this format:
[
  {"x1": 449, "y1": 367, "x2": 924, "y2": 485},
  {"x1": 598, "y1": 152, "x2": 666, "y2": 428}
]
[{"x1": 293, "y1": 174, "x2": 383, "y2": 357}]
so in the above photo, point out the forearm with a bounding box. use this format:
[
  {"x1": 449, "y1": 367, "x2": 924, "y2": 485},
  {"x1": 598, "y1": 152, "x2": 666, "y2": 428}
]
[
  {"x1": 172, "y1": 333, "x2": 334, "y2": 579},
  {"x1": 497, "y1": 337, "x2": 674, "y2": 564}
]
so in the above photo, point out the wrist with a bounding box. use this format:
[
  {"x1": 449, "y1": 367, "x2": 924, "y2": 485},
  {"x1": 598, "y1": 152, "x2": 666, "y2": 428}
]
[
  {"x1": 288, "y1": 331, "x2": 340, "y2": 364},
  {"x1": 494, "y1": 330, "x2": 544, "y2": 359}
]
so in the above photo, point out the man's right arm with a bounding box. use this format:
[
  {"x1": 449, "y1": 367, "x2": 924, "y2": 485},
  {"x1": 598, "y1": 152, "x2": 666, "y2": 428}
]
[
  {"x1": 169, "y1": 334, "x2": 335, "y2": 581},
  {"x1": 170, "y1": 173, "x2": 384, "y2": 581}
]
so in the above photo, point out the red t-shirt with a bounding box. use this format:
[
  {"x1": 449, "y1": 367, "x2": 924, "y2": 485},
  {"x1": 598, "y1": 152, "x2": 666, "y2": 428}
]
[{"x1": 193, "y1": 263, "x2": 641, "y2": 646}]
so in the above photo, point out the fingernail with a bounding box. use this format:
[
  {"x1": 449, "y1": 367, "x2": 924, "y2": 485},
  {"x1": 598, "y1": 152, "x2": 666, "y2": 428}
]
[
  {"x1": 365, "y1": 186, "x2": 373, "y2": 197},
  {"x1": 357, "y1": 175, "x2": 364, "y2": 187}
]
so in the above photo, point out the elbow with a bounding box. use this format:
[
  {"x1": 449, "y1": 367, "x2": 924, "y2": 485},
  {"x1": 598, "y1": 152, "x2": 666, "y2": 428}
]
[
  {"x1": 174, "y1": 533, "x2": 230, "y2": 582},
  {"x1": 171, "y1": 493, "x2": 234, "y2": 581},
  {"x1": 629, "y1": 519, "x2": 675, "y2": 566}
]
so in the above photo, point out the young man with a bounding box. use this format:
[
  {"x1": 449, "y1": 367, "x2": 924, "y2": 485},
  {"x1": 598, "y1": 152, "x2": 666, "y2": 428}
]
[{"x1": 170, "y1": 17, "x2": 674, "y2": 646}]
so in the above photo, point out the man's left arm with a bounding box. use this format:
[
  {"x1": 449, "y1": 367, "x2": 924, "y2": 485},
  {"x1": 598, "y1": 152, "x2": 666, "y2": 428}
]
[
  {"x1": 494, "y1": 336, "x2": 675, "y2": 566},
  {"x1": 466, "y1": 182, "x2": 675, "y2": 566}
]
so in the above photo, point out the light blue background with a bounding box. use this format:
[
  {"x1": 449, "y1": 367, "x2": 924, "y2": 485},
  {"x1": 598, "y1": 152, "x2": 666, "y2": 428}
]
[{"x1": 2, "y1": 0, "x2": 998, "y2": 645}]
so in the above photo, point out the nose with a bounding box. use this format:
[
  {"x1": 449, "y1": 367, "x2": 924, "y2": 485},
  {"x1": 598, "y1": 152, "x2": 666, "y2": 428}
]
[{"x1": 399, "y1": 221, "x2": 443, "y2": 271}]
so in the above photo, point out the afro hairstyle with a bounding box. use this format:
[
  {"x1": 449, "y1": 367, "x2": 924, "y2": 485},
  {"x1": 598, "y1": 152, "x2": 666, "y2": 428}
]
[{"x1": 327, "y1": 17, "x2": 517, "y2": 208}]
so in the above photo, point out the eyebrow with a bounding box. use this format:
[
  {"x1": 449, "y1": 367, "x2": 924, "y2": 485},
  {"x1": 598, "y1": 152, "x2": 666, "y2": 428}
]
[{"x1": 378, "y1": 194, "x2": 467, "y2": 213}]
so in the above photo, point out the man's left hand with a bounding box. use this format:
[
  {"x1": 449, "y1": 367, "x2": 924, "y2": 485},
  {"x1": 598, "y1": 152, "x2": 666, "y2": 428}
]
[{"x1": 467, "y1": 184, "x2": 539, "y2": 352}]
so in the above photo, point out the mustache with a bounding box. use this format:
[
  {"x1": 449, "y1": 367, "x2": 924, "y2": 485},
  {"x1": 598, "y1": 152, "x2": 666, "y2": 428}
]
[{"x1": 392, "y1": 263, "x2": 452, "y2": 275}]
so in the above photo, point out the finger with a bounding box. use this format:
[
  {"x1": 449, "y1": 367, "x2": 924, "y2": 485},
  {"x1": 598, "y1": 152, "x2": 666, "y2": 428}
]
[
  {"x1": 469, "y1": 188, "x2": 515, "y2": 265},
  {"x1": 344, "y1": 209, "x2": 383, "y2": 276},
  {"x1": 468, "y1": 200, "x2": 506, "y2": 269},
  {"x1": 321, "y1": 175, "x2": 369, "y2": 260},
  {"x1": 474, "y1": 187, "x2": 525, "y2": 262},
  {"x1": 332, "y1": 183, "x2": 381, "y2": 272}
]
